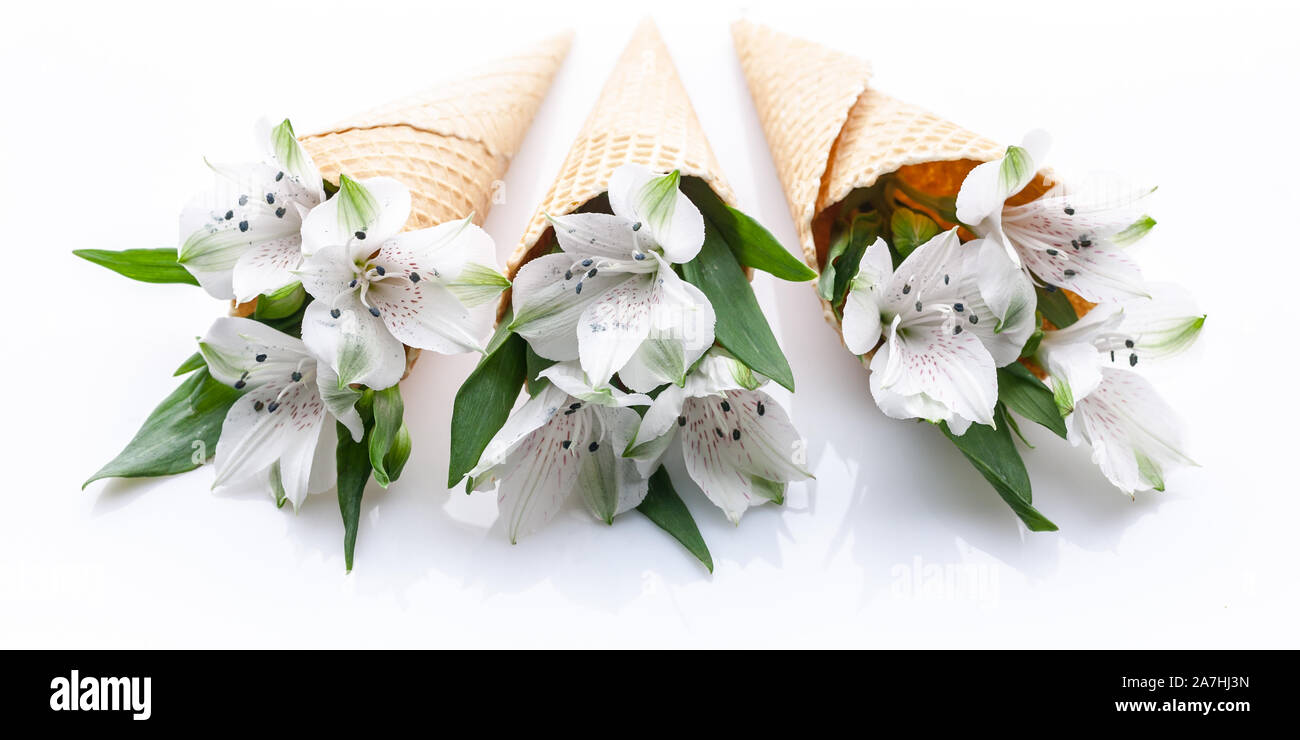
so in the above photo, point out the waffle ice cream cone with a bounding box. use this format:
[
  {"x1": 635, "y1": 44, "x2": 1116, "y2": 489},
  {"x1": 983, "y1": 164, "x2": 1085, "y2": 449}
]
[
  {"x1": 301, "y1": 31, "x2": 573, "y2": 232},
  {"x1": 507, "y1": 19, "x2": 736, "y2": 281},
  {"x1": 731, "y1": 20, "x2": 1015, "y2": 329}
]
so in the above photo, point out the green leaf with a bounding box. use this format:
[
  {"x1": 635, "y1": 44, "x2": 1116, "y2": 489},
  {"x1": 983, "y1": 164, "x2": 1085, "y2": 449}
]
[
  {"x1": 383, "y1": 423, "x2": 412, "y2": 484},
  {"x1": 681, "y1": 222, "x2": 795, "y2": 392},
  {"x1": 173, "y1": 351, "x2": 205, "y2": 376},
  {"x1": 368, "y1": 385, "x2": 405, "y2": 487},
  {"x1": 447, "y1": 331, "x2": 528, "y2": 486},
  {"x1": 890, "y1": 207, "x2": 940, "y2": 260},
  {"x1": 680, "y1": 177, "x2": 816, "y2": 282},
  {"x1": 1035, "y1": 286, "x2": 1078, "y2": 328},
  {"x1": 939, "y1": 406, "x2": 1058, "y2": 532},
  {"x1": 335, "y1": 415, "x2": 373, "y2": 573},
  {"x1": 252, "y1": 282, "x2": 306, "y2": 320},
  {"x1": 83, "y1": 368, "x2": 242, "y2": 488},
  {"x1": 524, "y1": 343, "x2": 557, "y2": 396},
  {"x1": 997, "y1": 363, "x2": 1068, "y2": 439},
  {"x1": 830, "y1": 212, "x2": 883, "y2": 309},
  {"x1": 636, "y1": 467, "x2": 713, "y2": 572},
  {"x1": 73, "y1": 248, "x2": 199, "y2": 286}
]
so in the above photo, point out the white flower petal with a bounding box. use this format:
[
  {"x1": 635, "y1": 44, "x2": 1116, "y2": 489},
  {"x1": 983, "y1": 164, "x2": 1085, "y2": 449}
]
[
  {"x1": 537, "y1": 362, "x2": 651, "y2": 407},
  {"x1": 294, "y1": 243, "x2": 356, "y2": 302},
  {"x1": 617, "y1": 259, "x2": 716, "y2": 391},
  {"x1": 301, "y1": 294, "x2": 407, "y2": 390},
  {"x1": 469, "y1": 384, "x2": 566, "y2": 482},
  {"x1": 266, "y1": 118, "x2": 325, "y2": 202},
  {"x1": 212, "y1": 379, "x2": 325, "y2": 491},
  {"x1": 842, "y1": 237, "x2": 894, "y2": 354},
  {"x1": 548, "y1": 212, "x2": 648, "y2": 267},
  {"x1": 231, "y1": 234, "x2": 304, "y2": 303},
  {"x1": 198, "y1": 317, "x2": 309, "y2": 389},
  {"x1": 628, "y1": 383, "x2": 687, "y2": 453},
  {"x1": 276, "y1": 412, "x2": 326, "y2": 510},
  {"x1": 316, "y1": 361, "x2": 363, "y2": 442},
  {"x1": 974, "y1": 238, "x2": 1035, "y2": 331},
  {"x1": 300, "y1": 176, "x2": 411, "y2": 258},
  {"x1": 576, "y1": 272, "x2": 655, "y2": 387},
  {"x1": 493, "y1": 401, "x2": 600, "y2": 543},
  {"x1": 1070, "y1": 368, "x2": 1195, "y2": 494},
  {"x1": 509, "y1": 253, "x2": 628, "y2": 361},
  {"x1": 609, "y1": 164, "x2": 705, "y2": 264},
  {"x1": 679, "y1": 390, "x2": 811, "y2": 523},
  {"x1": 869, "y1": 315, "x2": 998, "y2": 428},
  {"x1": 370, "y1": 278, "x2": 486, "y2": 355},
  {"x1": 307, "y1": 420, "x2": 339, "y2": 496}
]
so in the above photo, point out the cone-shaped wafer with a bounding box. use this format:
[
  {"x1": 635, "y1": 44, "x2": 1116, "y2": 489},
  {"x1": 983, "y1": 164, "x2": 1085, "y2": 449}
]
[
  {"x1": 507, "y1": 19, "x2": 735, "y2": 279},
  {"x1": 732, "y1": 21, "x2": 1012, "y2": 328},
  {"x1": 301, "y1": 31, "x2": 572, "y2": 231}
]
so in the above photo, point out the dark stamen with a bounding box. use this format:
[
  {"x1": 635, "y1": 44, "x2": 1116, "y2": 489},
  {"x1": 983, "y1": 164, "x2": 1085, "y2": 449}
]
[
  {"x1": 561, "y1": 440, "x2": 571, "y2": 449},
  {"x1": 330, "y1": 308, "x2": 341, "y2": 319},
  {"x1": 944, "y1": 274, "x2": 950, "y2": 285},
  {"x1": 239, "y1": 220, "x2": 249, "y2": 232},
  {"x1": 1046, "y1": 248, "x2": 1058, "y2": 256},
  {"x1": 355, "y1": 231, "x2": 366, "y2": 240},
  {"x1": 234, "y1": 380, "x2": 246, "y2": 389},
  {"x1": 634, "y1": 253, "x2": 646, "y2": 260},
  {"x1": 915, "y1": 300, "x2": 923, "y2": 312},
  {"x1": 581, "y1": 258, "x2": 593, "y2": 267},
  {"x1": 1063, "y1": 269, "x2": 1076, "y2": 277},
  {"x1": 409, "y1": 272, "x2": 421, "y2": 283},
  {"x1": 253, "y1": 400, "x2": 264, "y2": 412},
  {"x1": 565, "y1": 270, "x2": 573, "y2": 280},
  {"x1": 374, "y1": 265, "x2": 385, "y2": 276},
  {"x1": 291, "y1": 371, "x2": 302, "y2": 382},
  {"x1": 275, "y1": 171, "x2": 284, "y2": 182},
  {"x1": 954, "y1": 303, "x2": 964, "y2": 312},
  {"x1": 953, "y1": 325, "x2": 963, "y2": 335},
  {"x1": 587, "y1": 268, "x2": 597, "y2": 278},
  {"x1": 275, "y1": 207, "x2": 286, "y2": 218},
  {"x1": 756, "y1": 402, "x2": 766, "y2": 416},
  {"x1": 715, "y1": 428, "x2": 725, "y2": 438},
  {"x1": 265, "y1": 193, "x2": 275, "y2": 204},
  {"x1": 720, "y1": 400, "x2": 731, "y2": 412},
  {"x1": 224, "y1": 210, "x2": 234, "y2": 220},
  {"x1": 256, "y1": 354, "x2": 267, "y2": 362},
  {"x1": 588, "y1": 441, "x2": 599, "y2": 452},
  {"x1": 1125, "y1": 339, "x2": 1135, "y2": 348},
  {"x1": 969, "y1": 314, "x2": 978, "y2": 324},
  {"x1": 569, "y1": 402, "x2": 581, "y2": 410},
  {"x1": 677, "y1": 416, "x2": 686, "y2": 427},
  {"x1": 575, "y1": 282, "x2": 583, "y2": 295},
  {"x1": 368, "y1": 306, "x2": 381, "y2": 317},
  {"x1": 1129, "y1": 353, "x2": 1138, "y2": 367},
  {"x1": 267, "y1": 401, "x2": 280, "y2": 412},
  {"x1": 238, "y1": 195, "x2": 248, "y2": 206},
  {"x1": 732, "y1": 429, "x2": 741, "y2": 440},
  {"x1": 349, "y1": 279, "x2": 357, "y2": 288},
  {"x1": 632, "y1": 222, "x2": 642, "y2": 231},
  {"x1": 1064, "y1": 206, "x2": 1075, "y2": 215},
  {"x1": 902, "y1": 284, "x2": 911, "y2": 295}
]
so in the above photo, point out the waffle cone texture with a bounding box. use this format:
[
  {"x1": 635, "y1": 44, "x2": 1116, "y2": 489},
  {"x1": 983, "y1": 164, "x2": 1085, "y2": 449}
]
[
  {"x1": 300, "y1": 31, "x2": 572, "y2": 232},
  {"x1": 507, "y1": 20, "x2": 736, "y2": 280},
  {"x1": 731, "y1": 20, "x2": 1009, "y2": 329}
]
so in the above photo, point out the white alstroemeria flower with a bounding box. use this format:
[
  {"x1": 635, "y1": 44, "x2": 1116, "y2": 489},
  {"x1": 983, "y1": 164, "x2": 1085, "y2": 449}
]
[
  {"x1": 468, "y1": 362, "x2": 652, "y2": 543},
  {"x1": 625, "y1": 351, "x2": 812, "y2": 524},
  {"x1": 179, "y1": 119, "x2": 325, "y2": 302},
  {"x1": 199, "y1": 317, "x2": 363, "y2": 509},
  {"x1": 841, "y1": 230, "x2": 1035, "y2": 434},
  {"x1": 296, "y1": 175, "x2": 506, "y2": 391},
  {"x1": 956, "y1": 131, "x2": 1155, "y2": 315},
  {"x1": 509, "y1": 164, "x2": 716, "y2": 392},
  {"x1": 1035, "y1": 289, "x2": 1205, "y2": 494}
]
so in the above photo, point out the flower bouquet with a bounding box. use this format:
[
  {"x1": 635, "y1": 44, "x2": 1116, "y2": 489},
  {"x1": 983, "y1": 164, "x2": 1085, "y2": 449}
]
[
  {"x1": 732, "y1": 21, "x2": 1205, "y2": 528},
  {"x1": 77, "y1": 33, "x2": 571, "y2": 569},
  {"x1": 448, "y1": 21, "x2": 818, "y2": 570}
]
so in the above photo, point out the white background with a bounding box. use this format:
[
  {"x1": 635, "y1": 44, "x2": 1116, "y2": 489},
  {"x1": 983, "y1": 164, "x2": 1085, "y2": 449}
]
[{"x1": 2, "y1": 0, "x2": 1296, "y2": 648}]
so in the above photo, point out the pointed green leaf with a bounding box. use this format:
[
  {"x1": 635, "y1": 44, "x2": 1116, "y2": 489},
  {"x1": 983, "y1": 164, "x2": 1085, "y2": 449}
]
[
  {"x1": 680, "y1": 177, "x2": 816, "y2": 282},
  {"x1": 447, "y1": 328, "x2": 528, "y2": 486},
  {"x1": 83, "y1": 368, "x2": 242, "y2": 487},
  {"x1": 336, "y1": 174, "x2": 379, "y2": 235},
  {"x1": 636, "y1": 467, "x2": 713, "y2": 572},
  {"x1": 1035, "y1": 286, "x2": 1078, "y2": 329},
  {"x1": 939, "y1": 406, "x2": 1058, "y2": 531},
  {"x1": 73, "y1": 248, "x2": 199, "y2": 286},
  {"x1": 997, "y1": 363, "x2": 1068, "y2": 439},
  {"x1": 173, "y1": 351, "x2": 206, "y2": 377},
  {"x1": 335, "y1": 415, "x2": 373, "y2": 573},
  {"x1": 680, "y1": 223, "x2": 795, "y2": 392},
  {"x1": 383, "y1": 423, "x2": 412, "y2": 484},
  {"x1": 368, "y1": 385, "x2": 405, "y2": 487},
  {"x1": 830, "y1": 212, "x2": 883, "y2": 309},
  {"x1": 252, "y1": 282, "x2": 306, "y2": 320}
]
